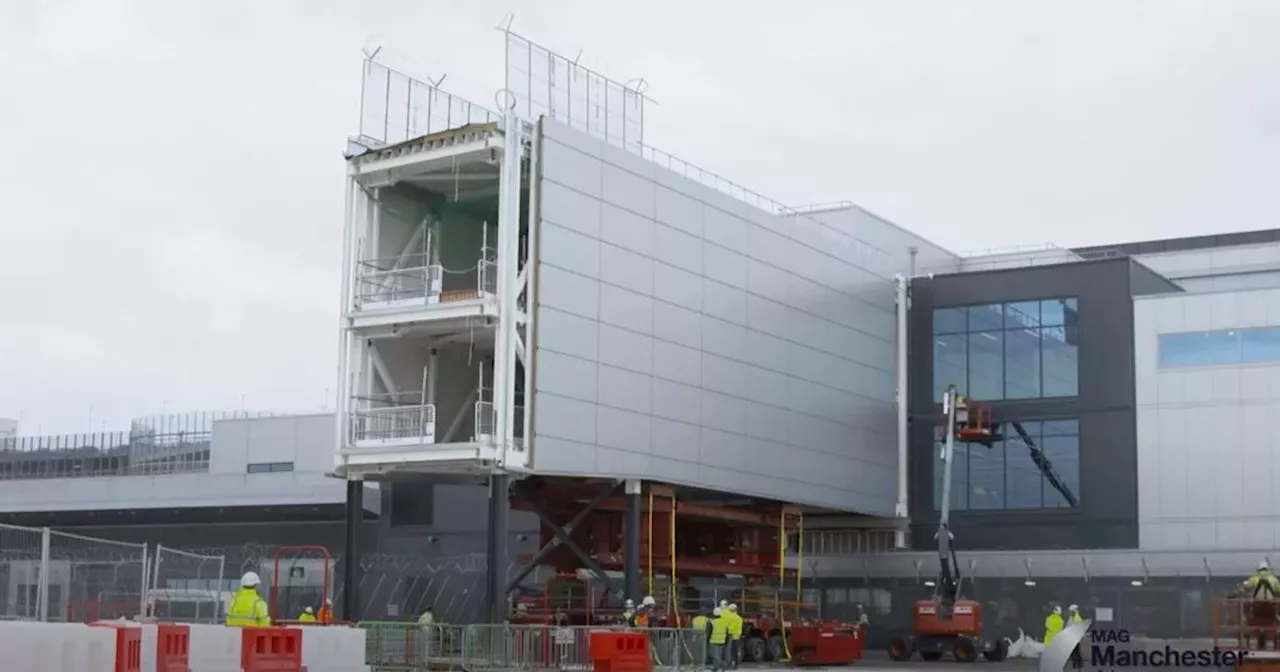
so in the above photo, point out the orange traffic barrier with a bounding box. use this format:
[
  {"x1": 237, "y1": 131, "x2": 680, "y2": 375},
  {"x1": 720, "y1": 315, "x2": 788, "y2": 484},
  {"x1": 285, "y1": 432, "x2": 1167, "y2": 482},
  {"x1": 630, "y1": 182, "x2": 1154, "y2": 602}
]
[
  {"x1": 240, "y1": 627, "x2": 303, "y2": 672},
  {"x1": 155, "y1": 624, "x2": 191, "y2": 672},
  {"x1": 589, "y1": 631, "x2": 652, "y2": 672},
  {"x1": 90, "y1": 621, "x2": 143, "y2": 672}
]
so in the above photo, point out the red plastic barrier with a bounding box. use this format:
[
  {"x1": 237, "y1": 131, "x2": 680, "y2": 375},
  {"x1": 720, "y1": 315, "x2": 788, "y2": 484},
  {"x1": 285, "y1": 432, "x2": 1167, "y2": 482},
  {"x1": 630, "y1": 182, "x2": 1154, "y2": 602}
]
[
  {"x1": 89, "y1": 622, "x2": 143, "y2": 672},
  {"x1": 240, "y1": 627, "x2": 304, "y2": 672},
  {"x1": 154, "y1": 624, "x2": 191, "y2": 672},
  {"x1": 588, "y1": 631, "x2": 652, "y2": 672}
]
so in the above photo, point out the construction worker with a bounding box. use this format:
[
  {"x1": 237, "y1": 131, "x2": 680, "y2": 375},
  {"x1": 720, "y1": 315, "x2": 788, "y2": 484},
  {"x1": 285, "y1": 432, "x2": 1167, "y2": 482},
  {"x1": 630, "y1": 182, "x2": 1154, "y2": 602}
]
[
  {"x1": 417, "y1": 605, "x2": 435, "y2": 626},
  {"x1": 1068, "y1": 605, "x2": 1085, "y2": 669},
  {"x1": 856, "y1": 604, "x2": 870, "y2": 628},
  {"x1": 297, "y1": 607, "x2": 317, "y2": 623},
  {"x1": 316, "y1": 599, "x2": 334, "y2": 625},
  {"x1": 709, "y1": 607, "x2": 730, "y2": 672},
  {"x1": 725, "y1": 603, "x2": 744, "y2": 669},
  {"x1": 621, "y1": 598, "x2": 637, "y2": 626},
  {"x1": 1233, "y1": 561, "x2": 1280, "y2": 649},
  {"x1": 635, "y1": 595, "x2": 656, "y2": 627},
  {"x1": 691, "y1": 609, "x2": 713, "y2": 665},
  {"x1": 225, "y1": 571, "x2": 271, "y2": 627},
  {"x1": 1044, "y1": 605, "x2": 1064, "y2": 646}
]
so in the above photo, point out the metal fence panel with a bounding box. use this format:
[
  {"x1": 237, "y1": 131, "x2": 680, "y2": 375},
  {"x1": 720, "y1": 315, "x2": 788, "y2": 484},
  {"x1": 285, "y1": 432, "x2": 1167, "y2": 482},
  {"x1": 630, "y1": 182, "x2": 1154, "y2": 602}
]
[
  {"x1": 148, "y1": 544, "x2": 227, "y2": 623},
  {"x1": 48, "y1": 529, "x2": 148, "y2": 622},
  {"x1": 0, "y1": 523, "x2": 46, "y2": 620}
]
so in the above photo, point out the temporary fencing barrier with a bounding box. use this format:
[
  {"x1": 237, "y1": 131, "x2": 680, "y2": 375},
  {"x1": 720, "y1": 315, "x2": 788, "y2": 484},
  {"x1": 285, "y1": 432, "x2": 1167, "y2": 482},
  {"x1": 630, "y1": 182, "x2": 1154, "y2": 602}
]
[
  {"x1": 0, "y1": 523, "x2": 226, "y2": 625},
  {"x1": 0, "y1": 522, "x2": 46, "y2": 620},
  {"x1": 361, "y1": 623, "x2": 705, "y2": 672},
  {"x1": 52, "y1": 529, "x2": 150, "y2": 623},
  {"x1": 148, "y1": 544, "x2": 226, "y2": 623}
]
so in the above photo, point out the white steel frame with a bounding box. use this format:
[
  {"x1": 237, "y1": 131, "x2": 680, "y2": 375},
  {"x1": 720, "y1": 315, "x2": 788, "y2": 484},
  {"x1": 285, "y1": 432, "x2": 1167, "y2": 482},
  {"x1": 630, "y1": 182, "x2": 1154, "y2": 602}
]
[{"x1": 335, "y1": 113, "x2": 535, "y2": 474}]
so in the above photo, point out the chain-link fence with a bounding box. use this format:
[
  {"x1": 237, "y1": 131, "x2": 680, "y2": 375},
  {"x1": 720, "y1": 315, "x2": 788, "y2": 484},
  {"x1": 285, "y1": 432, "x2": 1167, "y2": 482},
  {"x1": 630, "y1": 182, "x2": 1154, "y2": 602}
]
[{"x1": 337, "y1": 553, "x2": 515, "y2": 625}]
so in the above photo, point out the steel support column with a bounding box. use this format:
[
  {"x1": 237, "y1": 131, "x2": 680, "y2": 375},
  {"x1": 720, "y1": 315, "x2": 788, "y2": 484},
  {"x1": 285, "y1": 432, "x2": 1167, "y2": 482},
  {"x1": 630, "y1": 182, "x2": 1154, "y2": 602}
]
[
  {"x1": 624, "y1": 479, "x2": 642, "y2": 602},
  {"x1": 486, "y1": 473, "x2": 510, "y2": 623},
  {"x1": 505, "y1": 480, "x2": 620, "y2": 594},
  {"x1": 342, "y1": 478, "x2": 361, "y2": 621}
]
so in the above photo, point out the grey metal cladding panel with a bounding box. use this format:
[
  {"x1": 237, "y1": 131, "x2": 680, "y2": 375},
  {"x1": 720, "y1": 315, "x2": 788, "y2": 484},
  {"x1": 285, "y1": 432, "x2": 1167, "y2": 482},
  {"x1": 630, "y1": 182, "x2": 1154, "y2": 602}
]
[{"x1": 533, "y1": 119, "x2": 896, "y2": 514}]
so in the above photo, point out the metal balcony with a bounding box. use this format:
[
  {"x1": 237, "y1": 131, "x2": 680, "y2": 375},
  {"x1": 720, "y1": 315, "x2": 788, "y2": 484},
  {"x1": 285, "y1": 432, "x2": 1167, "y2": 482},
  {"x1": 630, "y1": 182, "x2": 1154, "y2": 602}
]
[
  {"x1": 355, "y1": 255, "x2": 443, "y2": 309},
  {"x1": 352, "y1": 255, "x2": 500, "y2": 322},
  {"x1": 349, "y1": 402, "x2": 437, "y2": 449},
  {"x1": 471, "y1": 401, "x2": 525, "y2": 446}
]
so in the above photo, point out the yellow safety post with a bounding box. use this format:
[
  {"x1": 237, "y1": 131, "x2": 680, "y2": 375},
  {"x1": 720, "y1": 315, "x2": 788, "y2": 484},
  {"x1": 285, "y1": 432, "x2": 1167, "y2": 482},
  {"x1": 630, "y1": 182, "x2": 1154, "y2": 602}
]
[{"x1": 647, "y1": 490, "x2": 655, "y2": 599}]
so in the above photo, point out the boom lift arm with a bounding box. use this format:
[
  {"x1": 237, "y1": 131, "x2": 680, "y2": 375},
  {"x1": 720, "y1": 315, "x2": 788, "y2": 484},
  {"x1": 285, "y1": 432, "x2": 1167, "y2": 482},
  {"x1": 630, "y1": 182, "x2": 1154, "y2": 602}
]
[
  {"x1": 1008, "y1": 422, "x2": 1078, "y2": 508},
  {"x1": 935, "y1": 385, "x2": 963, "y2": 619}
]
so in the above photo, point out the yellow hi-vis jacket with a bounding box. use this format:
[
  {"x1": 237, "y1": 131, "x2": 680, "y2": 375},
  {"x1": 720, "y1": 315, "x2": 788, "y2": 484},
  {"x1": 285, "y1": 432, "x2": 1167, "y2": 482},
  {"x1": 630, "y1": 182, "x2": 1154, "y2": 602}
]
[
  {"x1": 1044, "y1": 613, "x2": 1064, "y2": 644},
  {"x1": 1244, "y1": 571, "x2": 1280, "y2": 597},
  {"x1": 298, "y1": 612, "x2": 316, "y2": 623},
  {"x1": 725, "y1": 611, "x2": 743, "y2": 639},
  {"x1": 709, "y1": 616, "x2": 729, "y2": 645},
  {"x1": 226, "y1": 588, "x2": 271, "y2": 627},
  {"x1": 691, "y1": 614, "x2": 709, "y2": 634},
  {"x1": 1070, "y1": 612, "x2": 1084, "y2": 624}
]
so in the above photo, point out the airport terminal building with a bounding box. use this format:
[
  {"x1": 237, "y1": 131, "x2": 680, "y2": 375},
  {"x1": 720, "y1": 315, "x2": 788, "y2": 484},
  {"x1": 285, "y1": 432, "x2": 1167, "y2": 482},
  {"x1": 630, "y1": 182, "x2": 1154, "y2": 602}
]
[{"x1": 5, "y1": 32, "x2": 1280, "y2": 641}]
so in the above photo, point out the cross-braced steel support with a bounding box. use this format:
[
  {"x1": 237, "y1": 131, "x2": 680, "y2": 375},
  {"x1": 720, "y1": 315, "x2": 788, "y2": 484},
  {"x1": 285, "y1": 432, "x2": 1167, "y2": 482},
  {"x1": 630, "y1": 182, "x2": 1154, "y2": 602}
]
[{"x1": 505, "y1": 480, "x2": 621, "y2": 596}]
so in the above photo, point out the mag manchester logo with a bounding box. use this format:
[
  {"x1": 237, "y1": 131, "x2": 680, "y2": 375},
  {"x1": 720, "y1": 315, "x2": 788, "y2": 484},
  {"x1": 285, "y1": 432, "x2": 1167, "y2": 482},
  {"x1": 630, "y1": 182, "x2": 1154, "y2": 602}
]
[{"x1": 1042, "y1": 621, "x2": 1249, "y2": 671}]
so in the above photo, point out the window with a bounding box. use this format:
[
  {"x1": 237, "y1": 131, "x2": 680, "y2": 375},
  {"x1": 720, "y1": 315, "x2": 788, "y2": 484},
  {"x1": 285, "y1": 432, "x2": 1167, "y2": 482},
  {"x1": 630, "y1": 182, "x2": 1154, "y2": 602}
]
[
  {"x1": 932, "y1": 298, "x2": 1079, "y2": 401},
  {"x1": 1159, "y1": 326, "x2": 1280, "y2": 368},
  {"x1": 933, "y1": 419, "x2": 1080, "y2": 511},
  {"x1": 247, "y1": 461, "x2": 294, "y2": 473}
]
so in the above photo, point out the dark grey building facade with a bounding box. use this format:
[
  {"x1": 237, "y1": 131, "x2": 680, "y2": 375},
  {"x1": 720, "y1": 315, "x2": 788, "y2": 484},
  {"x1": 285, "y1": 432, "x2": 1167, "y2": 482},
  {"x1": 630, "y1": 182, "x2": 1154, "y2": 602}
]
[{"x1": 907, "y1": 258, "x2": 1181, "y2": 550}]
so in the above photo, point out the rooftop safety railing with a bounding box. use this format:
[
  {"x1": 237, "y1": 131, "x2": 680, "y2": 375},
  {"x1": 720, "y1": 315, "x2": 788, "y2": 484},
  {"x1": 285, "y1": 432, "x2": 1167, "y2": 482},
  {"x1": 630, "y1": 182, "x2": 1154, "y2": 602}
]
[
  {"x1": 358, "y1": 59, "x2": 499, "y2": 149},
  {"x1": 635, "y1": 144, "x2": 896, "y2": 275},
  {"x1": 349, "y1": 394, "x2": 437, "y2": 444},
  {"x1": 0, "y1": 411, "x2": 274, "y2": 480}
]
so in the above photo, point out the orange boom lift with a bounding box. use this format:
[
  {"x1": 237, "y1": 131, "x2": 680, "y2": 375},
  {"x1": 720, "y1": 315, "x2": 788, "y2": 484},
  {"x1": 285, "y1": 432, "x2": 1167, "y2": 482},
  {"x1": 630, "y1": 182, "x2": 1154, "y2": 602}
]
[{"x1": 888, "y1": 386, "x2": 1008, "y2": 663}]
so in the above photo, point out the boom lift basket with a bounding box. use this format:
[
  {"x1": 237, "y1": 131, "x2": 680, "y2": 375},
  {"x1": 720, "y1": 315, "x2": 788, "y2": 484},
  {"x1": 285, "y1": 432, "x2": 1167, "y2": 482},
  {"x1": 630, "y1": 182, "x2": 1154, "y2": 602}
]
[{"x1": 953, "y1": 397, "x2": 996, "y2": 445}]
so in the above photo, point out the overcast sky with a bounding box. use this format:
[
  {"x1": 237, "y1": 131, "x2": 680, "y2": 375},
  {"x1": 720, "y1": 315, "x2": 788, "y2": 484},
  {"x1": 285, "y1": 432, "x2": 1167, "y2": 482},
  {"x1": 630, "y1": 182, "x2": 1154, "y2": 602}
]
[{"x1": 2, "y1": 0, "x2": 1277, "y2": 433}]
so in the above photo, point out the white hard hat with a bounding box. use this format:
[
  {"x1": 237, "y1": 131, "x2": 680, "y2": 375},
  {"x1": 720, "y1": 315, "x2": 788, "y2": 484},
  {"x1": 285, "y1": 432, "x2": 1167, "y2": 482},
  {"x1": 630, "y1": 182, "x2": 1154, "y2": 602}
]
[
  {"x1": 642, "y1": 596, "x2": 656, "y2": 606},
  {"x1": 305, "y1": 607, "x2": 314, "y2": 614},
  {"x1": 719, "y1": 599, "x2": 728, "y2": 607},
  {"x1": 240, "y1": 571, "x2": 261, "y2": 588},
  {"x1": 1260, "y1": 561, "x2": 1271, "y2": 571},
  {"x1": 1069, "y1": 604, "x2": 1079, "y2": 611},
  {"x1": 625, "y1": 599, "x2": 635, "y2": 608},
  {"x1": 729, "y1": 603, "x2": 738, "y2": 611},
  {"x1": 1052, "y1": 605, "x2": 1062, "y2": 614},
  {"x1": 713, "y1": 607, "x2": 722, "y2": 616}
]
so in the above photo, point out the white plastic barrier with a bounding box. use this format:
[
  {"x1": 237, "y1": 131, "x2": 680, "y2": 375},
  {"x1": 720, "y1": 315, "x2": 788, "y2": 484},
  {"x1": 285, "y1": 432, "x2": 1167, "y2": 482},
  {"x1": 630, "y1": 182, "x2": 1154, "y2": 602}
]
[
  {"x1": 138, "y1": 623, "x2": 158, "y2": 672},
  {"x1": 1, "y1": 621, "x2": 118, "y2": 672},
  {"x1": 186, "y1": 623, "x2": 242, "y2": 672},
  {"x1": 300, "y1": 625, "x2": 367, "y2": 672}
]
